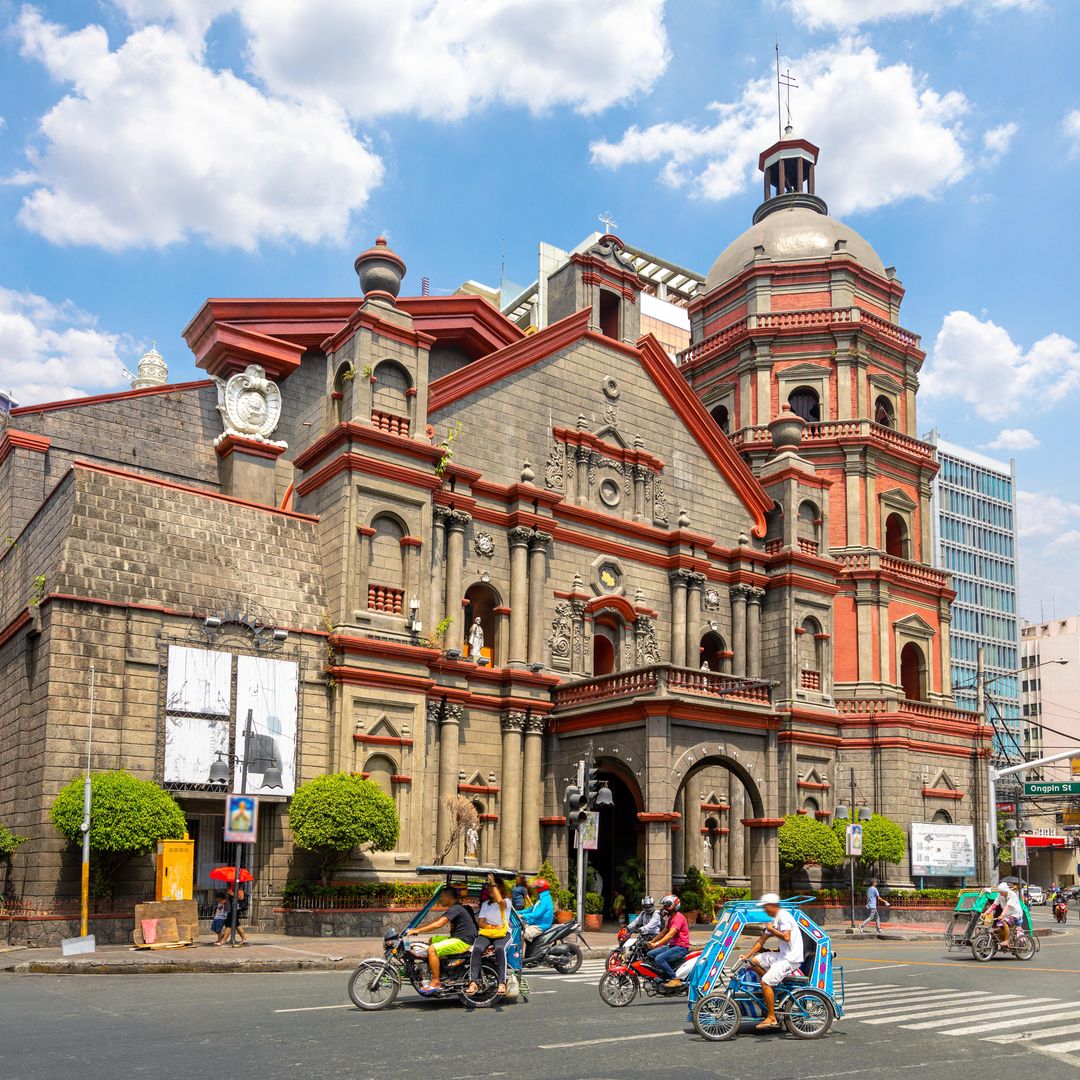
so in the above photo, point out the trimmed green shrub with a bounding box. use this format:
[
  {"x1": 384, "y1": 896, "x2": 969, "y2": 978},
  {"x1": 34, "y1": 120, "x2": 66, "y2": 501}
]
[
  {"x1": 0, "y1": 821, "x2": 28, "y2": 859},
  {"x1": 832, "y1": 813, "x2": 906, "y2": 873},
  {"x1": 779, "y1": 813, "x2": 845, "y2": 868},
  {"x1": 584, "y1": 891, "x2": 605, "y2": 915}
]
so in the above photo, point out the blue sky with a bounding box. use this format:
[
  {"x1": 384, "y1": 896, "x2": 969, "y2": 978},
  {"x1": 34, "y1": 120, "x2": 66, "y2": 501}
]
[{"x1": 0, "y1": 0, "x2": 1077, "y2": 617}]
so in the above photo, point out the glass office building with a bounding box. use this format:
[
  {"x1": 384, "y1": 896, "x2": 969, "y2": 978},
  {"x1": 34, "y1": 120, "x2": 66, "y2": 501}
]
[{"x1": 928, "y1": 433, "x2": 1020, "y2": 759}]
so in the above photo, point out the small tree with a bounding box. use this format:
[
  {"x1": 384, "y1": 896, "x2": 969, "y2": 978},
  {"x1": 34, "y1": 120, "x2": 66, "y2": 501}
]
[
  {"x1": 289, "y1": 773, "x2": 400, "y2": 886},
  {"x1": 778, "y1": 814, "x2": 845, "y2": 869},
  {"x1": 832, "y1": 812, "x2": 906, "y2": 879},
  {"x1": 0, "y1": 821, "x2": 27, "y2": 860},
  {"x1": 50, "y1": 771, "x2": 186, "y2": 900},
  {"x1": 433, "y1": 794, "x2": 479, "y2": 865}
]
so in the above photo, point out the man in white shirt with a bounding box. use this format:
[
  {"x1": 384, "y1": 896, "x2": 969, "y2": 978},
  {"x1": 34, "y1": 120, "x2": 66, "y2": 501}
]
[
  {"x1": 985, "y1": 882, "x2": 1024, "y2": 947},
  {"x1": 739, "y1": 893, "x2": 805, "y2": 1031}
]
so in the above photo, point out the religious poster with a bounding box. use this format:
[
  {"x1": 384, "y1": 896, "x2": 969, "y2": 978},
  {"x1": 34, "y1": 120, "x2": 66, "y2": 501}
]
[
  {"x1": 224, "y1": 793, "x2": 259, "y2": 844},
  {"x1": 235, "y1": 655, "x2": 298, "y2": 796},
  {"x1": 910, "y1": 822, "x2": 976, "y2": 878},
  {"x1": 163, "y1": 646, "x2": 232, "y2": 785}
]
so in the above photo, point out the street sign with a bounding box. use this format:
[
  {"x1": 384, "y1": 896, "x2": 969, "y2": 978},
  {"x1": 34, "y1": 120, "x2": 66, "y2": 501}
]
[
  {"x1": 846, "y1": 823, "x2": 863, "y2": 857},
  {"x1": 1023, "y1": 780, "x2": 1080, "y2": 796},
  {"x1": 1011, "y1": 836, "x2": 1028, "y2": 866}
]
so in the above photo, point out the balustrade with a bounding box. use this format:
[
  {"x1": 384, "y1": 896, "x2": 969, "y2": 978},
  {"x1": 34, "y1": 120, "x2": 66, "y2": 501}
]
[
  {"x1": 367, "y1": 583, "x2": 404, "y2": 614},
  {"x1": 371, "y1": 409, "x2": 410, "y2": 436},
  {"x1": 553, "y1": 665, "x2": 771, "y2": 708}
]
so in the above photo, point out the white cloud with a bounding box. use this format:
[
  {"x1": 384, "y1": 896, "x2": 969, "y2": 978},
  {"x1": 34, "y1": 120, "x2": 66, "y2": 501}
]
[
  {"x1": 788, "y1": 0, "x2": 1039, "y2": 31},
  {"x1": 1065, "y1": 110, "x2": 1080, "y2": 158},
  {"x1": 983, "y1": 428, "x2": 1040, "y2": 451},
  {"x1": 1016, "y1": 491, "x2": 1080, "y2": 620},
  {"x1": 982, "y1": 121, "x2": 1018, "y2": 163},
  {"x1": 1017, "y1": 491, "x2": 1080, "y2": 540},
  {"x1": 922, "y1": 311, "x2": 1080, "y2": 422},
  {"x1": 0, "y1": 287, "x2": 132, "y2": 404},
  {"x1": 115, "y1": 0, "x2": 670, "y2": 120},
  {"x1": 12, "y1": 10, "x2": 383, "y2": 250},
  {"x1": 590, "y1": 38, "x2": 974, "y2": 215}
]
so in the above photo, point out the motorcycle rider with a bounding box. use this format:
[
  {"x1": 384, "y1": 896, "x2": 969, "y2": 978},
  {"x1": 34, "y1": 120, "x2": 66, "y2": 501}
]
[
  {"x1": 646, "y1": 894, "x2": 691, "y2": 989},
  {"x1": 984, "y1": 881, "x2": 1023, "y2": 947},
  {"x1": 410, "y1": 886, "x2": 478, "y2": 994},
  {"x1": 520, "y1": 877, "x2": 555, "y2": 948},
  {"x1": 739, "y1": 892, "x2": 804, "y2": 1031},
  {"x1": 625, "y1": 896, "x2": 662, "y2": 942}
]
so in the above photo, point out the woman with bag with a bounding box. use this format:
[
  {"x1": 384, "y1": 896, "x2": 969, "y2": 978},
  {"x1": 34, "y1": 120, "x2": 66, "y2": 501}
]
[{"x1": 466, "y1": 874, "x2": 510, "y2": 997}]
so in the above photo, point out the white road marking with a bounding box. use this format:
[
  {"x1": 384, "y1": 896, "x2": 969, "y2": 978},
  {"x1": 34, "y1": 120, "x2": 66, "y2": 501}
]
[
  {"x1": 932, "y1": 1008, "x2": 1080, "y2": 1037},
  {"x1": 274, "y1": 1004, "x2": 356, "y2": 1013},
  {"x1": 852, "y1": 993, "x2": 1014, "y2": 1022},
  {"x1": 540, "y1": 1031, "x2": 682, "y2": 1050},
  {"x1": 897, "y1": 999, "x2": 1061, "y2": 1031},
  {"x1": 989, "y1": 1023, "x2": 1080, "y2": 1045},
  {"x1": 839, "y1": 965, "x2": 910, "y2": 974}
]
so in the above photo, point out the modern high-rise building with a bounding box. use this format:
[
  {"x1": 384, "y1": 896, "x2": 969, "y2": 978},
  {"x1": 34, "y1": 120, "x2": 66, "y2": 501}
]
[
  {"x1": 928, "y1": 434, "x2": 1020, "y2": 757},
  {"x1": 1021, "y1": 617, "x2": 1080, "y2": 769}
]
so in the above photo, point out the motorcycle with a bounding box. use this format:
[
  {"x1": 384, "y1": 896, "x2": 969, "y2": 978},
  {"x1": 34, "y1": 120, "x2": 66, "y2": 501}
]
[
  {"x1": 607, "y1": 926, "x2": 652, "y2": 971},
  {"x1": 348, "y1": 929, "x2": 501, "y2": 1010},
  {"x1": 598, "y1": 934, "x2": 702, "y2": 1007},
  {"x1": 521, "y1": 920, "x2": 584, "y2": 974},
  {"x1": 1053, "y1": 898, "x2": 1068, "y2": 924}
]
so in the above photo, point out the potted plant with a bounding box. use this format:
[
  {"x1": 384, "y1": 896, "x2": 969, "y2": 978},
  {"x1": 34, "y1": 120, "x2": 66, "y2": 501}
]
[
  {"x1": 680, "y1": 864, "x2": 709, "y2": 926},
  {"x1": 555, "y1": 888, "x2": 576, "y2": 923},
  {"x1": 584, "y1": 891, "x2": 605, "y2": 931}
]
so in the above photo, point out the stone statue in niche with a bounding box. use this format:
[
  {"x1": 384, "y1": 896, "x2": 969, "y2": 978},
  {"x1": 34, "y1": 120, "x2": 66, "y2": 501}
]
[
  {"x1": 465, "y1": 826, "x2": 479, "y2": 861},
  {"x1": 703, "y1": 834, "x2": 713, "y2": 872},
  {"x1": 467, "y1": 618, "x2": 485, "y2": 662}
]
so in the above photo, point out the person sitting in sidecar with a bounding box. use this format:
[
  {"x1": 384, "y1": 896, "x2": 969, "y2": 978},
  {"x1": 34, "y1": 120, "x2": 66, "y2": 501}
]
[
  {"x1": 625, "y1": 895, "x2": 662, "y2": 941},
  {"x1": 409, "y1": 885, "x2": 478, "y2": 994},
  {"x1": 739, "y1": 892, "x2": 804, "y2": 1031},
  {"x1": 520, "y1": 878, "x2": 555, "y2": 947},
  {"x1": 984, "y1": 882, "x2": 1023, "y2": 947}
]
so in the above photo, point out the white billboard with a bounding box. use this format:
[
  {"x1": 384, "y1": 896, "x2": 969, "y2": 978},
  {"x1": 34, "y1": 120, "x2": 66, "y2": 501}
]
[
  {"x1": 910, "y1": 822, "x2": 976, "y2": 878},
  {"x1": 235, "y1": 655, "x2": 298, "y2": 796},
  {"x1": 163, "y1": 646, "x2": 232, "y2": 785}
]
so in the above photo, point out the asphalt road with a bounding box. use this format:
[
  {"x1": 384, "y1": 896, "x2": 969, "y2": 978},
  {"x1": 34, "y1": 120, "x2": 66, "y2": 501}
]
[{"x1": 4, "y1": 923, "x2": 1080, "y2": 1080}]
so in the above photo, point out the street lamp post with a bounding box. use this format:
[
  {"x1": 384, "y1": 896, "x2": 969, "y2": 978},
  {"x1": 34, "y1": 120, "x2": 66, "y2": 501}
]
[
  {"x1": 564, "y1": 744, "x2": 613, "y2": 934},
  {"x1": 835, "y1": 767, "x2": 872, "y2": 929}
]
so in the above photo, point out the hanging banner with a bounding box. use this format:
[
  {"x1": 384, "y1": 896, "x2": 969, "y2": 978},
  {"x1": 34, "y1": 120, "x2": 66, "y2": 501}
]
[
  {"x1": 224, "y1": 793, "x2": 259, "y2": 844},
  {"x1": 1011, "y1": 836, "x2": 1028, "y2": 867},
  {"x1": 910, "y1": 822, "x2": 976, "y2": 877},
  {"x1": 578, "y1": 812, "x2": 600, "y2": 851},
  {"x1": 235, "y1": 655, "x2": 298, "y2": 796},
  {"x1": 163, "y1": 647, "x2": 231, "y2": 785}
]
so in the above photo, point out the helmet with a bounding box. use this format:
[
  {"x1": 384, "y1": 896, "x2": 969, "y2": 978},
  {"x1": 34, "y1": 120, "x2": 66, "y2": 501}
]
[
  {"x1": 641, "y1": 895, "x2": 655, "y2": 911},
  {"x1": 532, "y1": 878, "x2": 550, "y2": 893},
  {"x1": 660, "y1": 894, "x2": 680, "y2": 912}
]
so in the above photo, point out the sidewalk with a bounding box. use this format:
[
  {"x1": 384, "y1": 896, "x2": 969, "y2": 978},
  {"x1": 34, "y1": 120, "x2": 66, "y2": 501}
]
[{"x1": 0, "y1": 933, "x2": 385, "y2": 975}]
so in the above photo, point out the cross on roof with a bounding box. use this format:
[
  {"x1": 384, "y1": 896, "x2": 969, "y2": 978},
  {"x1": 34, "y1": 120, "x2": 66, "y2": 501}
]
[{"x1": 598, "y1": 211, "x2": 618, "y2": 234}]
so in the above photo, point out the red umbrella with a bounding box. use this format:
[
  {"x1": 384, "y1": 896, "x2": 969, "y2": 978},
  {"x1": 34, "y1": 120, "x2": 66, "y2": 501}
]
[{"x1": 209, "y1": 866, "x2": 253, "y2": 884}]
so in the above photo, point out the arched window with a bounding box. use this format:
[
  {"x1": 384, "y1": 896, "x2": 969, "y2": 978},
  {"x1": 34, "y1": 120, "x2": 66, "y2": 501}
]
[
  {"x1": 331, "y1": 362, "x2": 352, "y2": 426},
  {"x1": 368, "y1": 514, "x2": 405, "y2": 613},
  {"x1": 885, "y1": 513, "x2": 909, "y2": 559},
  {"x1": 764, "y1": 502, "x2": 784, "y2": 550},
  {"x1": 788, "y1": 386, "x2": 821, "y2": 423},
  {"x1": 593, "y1": 615, "x2": 620, "y2": 675},
  {"x1": 798, "y1": 616, "x2": 824, "y2": 691},
  {"x1": 874, "y1": 396, "x2": 895, "y2": 428},
  {"x1": 463, "y1": 582, "x2": 499, "y2": 665},
  {"x1": 802, "y1": 796, "x2": 820, "y2": 814},
  {"x1": 797, "y1": 500, "x2": 820, "y2": 554},
  {"x1": 699, "y1": 630, "x2": 726, "y2": 671},
  {"x1": 932, "y1": 809, "x2": 952, "y2": 824},
  {"x1": 598, "y1": 290, "x2": 620, "y2": 339},
  {"x1": 900, "y1": 641, "x2": 927, "y2": 701},
  {"x1": 365, "y1": 753, "x2": 395, "y2": 796},
  {"x1": 710, "y1": 404, "x2": 730, "y2": 435},
  {"x1": 371, "y1": 360, "x2": 412, "y2": 435}
]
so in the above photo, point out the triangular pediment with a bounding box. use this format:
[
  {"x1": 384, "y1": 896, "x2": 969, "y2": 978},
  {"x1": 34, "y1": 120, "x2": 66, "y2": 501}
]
[
  {"x1": 894, "y1": 613, "x2": 935, "y2": 638},
  {"x1": 929, "y1": 768, "x2": 956, "y2": 791},
  {"x1": 594, "y1": 424, "x2": 628, "y2": 448},
  {"x1": 368, "y1": 715, "x2": 400, "y2": 739},
  {"x1": 881, "y1": 487, "x2": 917, "y2": 511}
]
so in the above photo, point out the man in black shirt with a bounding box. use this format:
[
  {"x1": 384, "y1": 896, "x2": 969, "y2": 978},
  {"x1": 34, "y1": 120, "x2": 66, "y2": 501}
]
[{"x1": 412, "y1": 886, "x2": 477, "y2": 992}]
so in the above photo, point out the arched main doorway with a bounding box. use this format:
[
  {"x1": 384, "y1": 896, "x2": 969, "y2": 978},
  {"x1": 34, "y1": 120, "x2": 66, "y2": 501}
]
[{"x1": 580, "y1": 766, "x2": 643, "y2": 915}]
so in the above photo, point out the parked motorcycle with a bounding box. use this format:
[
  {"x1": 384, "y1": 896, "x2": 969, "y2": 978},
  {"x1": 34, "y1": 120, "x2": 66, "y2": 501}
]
[
  {"x1": 521, "y1": 920, "x2": 584, "y2": 974},
  {"x1": 598, "y1": 935, "x2": 702, "y2": 1006}
]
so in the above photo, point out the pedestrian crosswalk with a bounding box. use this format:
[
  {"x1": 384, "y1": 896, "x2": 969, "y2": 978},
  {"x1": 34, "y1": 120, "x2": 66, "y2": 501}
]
[
  {"x1": 527, "y1": 957, "x2": 609, "y2": 984},
  {"x1": 841, "y1": 981, "x2": 1080, "y2": 1063}
]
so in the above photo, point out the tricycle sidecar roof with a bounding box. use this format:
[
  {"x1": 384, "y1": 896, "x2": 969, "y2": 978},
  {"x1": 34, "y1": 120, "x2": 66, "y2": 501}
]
[{"x1": 415, "y1": 864, "x2": 519, "y2": 879}]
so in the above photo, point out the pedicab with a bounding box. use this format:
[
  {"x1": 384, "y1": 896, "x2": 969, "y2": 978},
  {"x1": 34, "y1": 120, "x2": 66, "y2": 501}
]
[
  {"x1": 943, "y1": 886, "x2": 1038, "y2": 961},
  {"x1": 684, "y1": 896, "x2": 844, "y2": 1041},
  {"x1": 347, "y1": 864, "x2": 529, "y2": 1010}
]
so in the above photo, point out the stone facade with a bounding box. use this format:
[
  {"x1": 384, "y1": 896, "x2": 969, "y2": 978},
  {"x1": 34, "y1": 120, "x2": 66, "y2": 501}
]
[{"x1": 0, "y1": 139, "x2": 992, "y2": 930}]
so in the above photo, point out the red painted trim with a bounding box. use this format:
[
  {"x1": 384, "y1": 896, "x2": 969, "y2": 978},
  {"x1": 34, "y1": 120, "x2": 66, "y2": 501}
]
[
  {"x1": 293, "y1": 421, "x2": 443, "y2": 472},
  {"x1": 638, "y1": 811, "x2": 681, "y2": 823},
  {"x1": 459, "y1": 783, "x2": 500, "y2": 794},
  {"x1": 540, "y1": 816, "x2": 566, "y2": 827},
  {"x1": 214, "y1": 434, "x2": 287, "y2": 461},
  {"x1": 319, "y1": 305, "x2": 435, "y2": 356},
  {"x1": 429, "y1": 308, "x2": 592, "y2": 413},
  {"x1": 586, "y1": 594, "x2": 637, "y2": 621},
  {"x1": 391, "y1": 775, "x2": 413, "y2": 784},
  {"x1": 192, "y1": 320, "x2": 305, "y2": 380},
  {"x1": 742, "y1": 817, "x2": 785, "y2": 827},
  {"x1": 10, "y1": 380, "x2": 213, "y2": 418},
  {"x1": 71, "y1": 461, "x2": 319, "y2": 522},
  {"x1": 478, "y1": 813, "x2": 499, "y2": 822},
  {"x1": 552, "y1": 426, "x2": 665, "y2": 472},
  {"x1": 296, "y1": 450, "x2": 441, "y2": 499},
  {"x1": 797, "y1": 780, "x2": 831, "y2": 791},
  {"x1": 353, "y1": 734, "x2": 414, "y2": 747},
  {"x1": 398, "y1": 295, "x2": 523, "y2": 358},
  {"x1": 493, "y1": 606, "x2": 511, "y2": 616},
  {"x1": 921, "y1": 787, "x2": 964, "y2": 800},
  {"x1": 333, "y1": 667, "x2": 435, "y2": 692},
  {"x1": 356, "y1": 525, "x2": 376, "y2": 537},
  {"x1": 701, "y1": 802, "x2": 730, "y2": 811},
  {"x1": 400, "y1": 535, "x2": 423, "y2": 548},
  {"x1": 0, "y1": 610, "x2": 32, "y2": 649},
  {"x1": 0, "y1": 429, "x2": 52, "y2": 467}
]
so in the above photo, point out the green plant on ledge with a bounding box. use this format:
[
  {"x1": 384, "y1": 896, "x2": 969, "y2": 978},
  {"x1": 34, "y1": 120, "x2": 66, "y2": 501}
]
[
  {"x1": 29, "y1": 573, "x2": 46, "y2": 607},
  {"x1": 419, "y1": 614, "x2": 453, "y2": 650},
  {"x1": 434, "y1": 421, "x2": 463, "y2": 479},
  {"x1": 340, "y1": 366, "x2": 356, "y2": 383}
]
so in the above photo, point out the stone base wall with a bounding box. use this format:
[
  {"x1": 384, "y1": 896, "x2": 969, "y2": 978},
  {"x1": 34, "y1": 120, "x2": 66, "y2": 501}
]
[
  {"x1": 2, "y1": 914, "x2": 136, "y2": 947},
  {"x1": 276, "y1": 907, "x2": 423, "y2": 938}
]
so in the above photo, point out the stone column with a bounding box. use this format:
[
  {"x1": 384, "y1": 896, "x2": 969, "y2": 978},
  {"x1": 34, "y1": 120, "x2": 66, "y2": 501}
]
[
  {"x1": 507, "y1": 527, "x2": 532, "y2": 667},
  {"x1": 434, "y1": 702, "x2": 463, "y2": 857},
  {"x1": 520, "y1": 714, "x2": 545, "y2": 872},
  {"x1": 443, "y1": 510, "x2": 471, "y2": 653},
  {"x1": 746, "y1": 586, "x2": 765, "y2": 678},
  {"x1": 682, "y1": 773, "x2": 701, "y2": 873},
  {"x1": 855, "y1": 595, "x2": 874, "y2": 682},
  {"x1": 727, "y1": 775, "x2": 747, "y2": 883},
  {"x1": 685, "y1": 572, "x2": 705, "y2": 667},
  {"x1": 672, "y1": 791, "x2": 686, "y2": 880},
  {"x1": 730, "y1": 585, "x2": 749, "y2": 677},
  {"x1": 499, "y1": 712, "x2": 525, "y2": 869},
  {"x1": 640, "y1": 814, "x2": 676, "y2": 898},
  {"x1": 429, "y1": 507, "x2": 448, "y2": 632},
  {"x1": 748, "y1": 823, "x2": 780, "y2": 895},
  {"x1": 575, "y1": 446, "x2": 591, "y2": 504},
  {"x1": 527, "y1": 531, "x2": 552, "y2": 665},
  {"x1": 632, "y1": 464, "x2": 648, "y2": 521},
  {"x1": 669, "y1": 571, "x2": 689, "y2": 667}
]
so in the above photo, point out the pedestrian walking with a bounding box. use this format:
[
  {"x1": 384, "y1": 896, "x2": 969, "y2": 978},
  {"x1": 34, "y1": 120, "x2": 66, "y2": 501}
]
[
  {"x1": 858, "y1": 877, "x2": 890, "y2": 933},
  {"x1": 210, "y1": 891, "x2": 230, "y2": 945},
  {"x1": 226, "y1": 883, "x2": 249, "y2": 945}
]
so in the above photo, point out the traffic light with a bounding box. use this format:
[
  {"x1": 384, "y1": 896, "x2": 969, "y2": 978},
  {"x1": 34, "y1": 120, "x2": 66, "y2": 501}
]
[
  {"x1": 587, "y1": 762, "x2": 602, "y2": 804},
  {"x1": 565, "y1": 783, "x2": 586, "y2": 827}
]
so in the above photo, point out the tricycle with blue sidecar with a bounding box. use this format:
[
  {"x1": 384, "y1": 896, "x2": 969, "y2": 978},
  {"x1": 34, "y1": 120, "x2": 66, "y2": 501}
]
[
  {"x1": 685, "y1": 896, "x2": 844, "y2": 1041},
  {"x1": 943, "y1": 886, "x2": 1038, "y2": 961},
  {"x1": 347, "y1": 865, "x2": 528, "y2": 1010}
]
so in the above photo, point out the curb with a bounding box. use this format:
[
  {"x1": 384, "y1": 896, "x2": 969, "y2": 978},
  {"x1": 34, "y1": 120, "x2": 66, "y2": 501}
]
[{"x1": 11, "y1": 956, "x2": 359, "y2": 975}]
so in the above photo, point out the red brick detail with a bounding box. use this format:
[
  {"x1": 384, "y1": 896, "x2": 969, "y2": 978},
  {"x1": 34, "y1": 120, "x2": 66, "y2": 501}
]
[
  {"x1": 0, "y1": 429, "x2": 52, "y2": 466},
  {"x1": 353, "y1": 734, "x2": 414, "y2": 747},
  {"x1": 459, "y1": 783, "x2": 500, "y2": 794},
  {"x1": 368, "y1": 584, "x2": 404, "y2": 614},
  {"x1": 371, "y1": 409, "x2": 410, "y2": 437},
  {"x1": 921, "y1": 787, "x2": 964, "y2": 800}
]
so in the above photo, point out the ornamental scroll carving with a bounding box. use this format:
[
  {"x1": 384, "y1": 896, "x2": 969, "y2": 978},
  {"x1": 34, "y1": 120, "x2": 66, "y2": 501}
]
[
  {"x1": 213, "y1": 364, "x2": 284, "y2": 446},
  {"x1": 544, "y1": 441, "x2": 565, "y2": 490},
  {"x1": 548, "y1": 600, "x2": 573, "y2": 670},
  {"x1": 635, "y1": 615, "x2": 662, "y2": 666}
]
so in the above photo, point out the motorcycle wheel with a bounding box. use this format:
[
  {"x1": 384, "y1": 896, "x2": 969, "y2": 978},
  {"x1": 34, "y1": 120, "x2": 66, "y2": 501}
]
[
  {"x1": 598, "y1": 970, "x2": 639, "y2": 1007},
  {"x1": 458, "y1": 962, "x2": 501, "y2": 1008},
  {"x1": 971, "y1": 931, "x2": 997, "y2": 962},
  {"x1": 348, "y1": 959, "x2": 401, "y2": 1010},
  {"x1": 1013, "y1": 934, "x2": 1037, "y2": 961},
  {"x1": 606, "y1": 949, "x2": 624, "y2": 971},
  {"x1": 783, "y1": 989, "x2": 834, "y2": 1039},
  {"x1": 693, "y1": 993, "x2": 740, "y2": 1041},
  {"x1": 552, "y1": 943, "x2": 583, "y2": 975}
]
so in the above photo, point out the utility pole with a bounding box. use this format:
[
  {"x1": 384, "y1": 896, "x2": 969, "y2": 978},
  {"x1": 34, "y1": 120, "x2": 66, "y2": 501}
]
[
  {"x1": 564, "y1": 744, "x2": 613, "y2": 935},
  {"x1": 80, "y1": 665, "x2": 95, "y2": 940}
]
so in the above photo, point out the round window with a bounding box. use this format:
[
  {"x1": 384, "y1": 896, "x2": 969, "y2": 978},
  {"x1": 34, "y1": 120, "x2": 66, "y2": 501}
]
[{"x1": 599, "y1": 478, "x2": 621, "y2": 507}]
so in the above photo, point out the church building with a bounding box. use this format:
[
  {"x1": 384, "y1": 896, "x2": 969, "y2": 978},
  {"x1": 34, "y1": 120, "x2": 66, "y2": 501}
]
[{"x1": 0, "y1": 132, "x2": 991, "y2": 928}]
